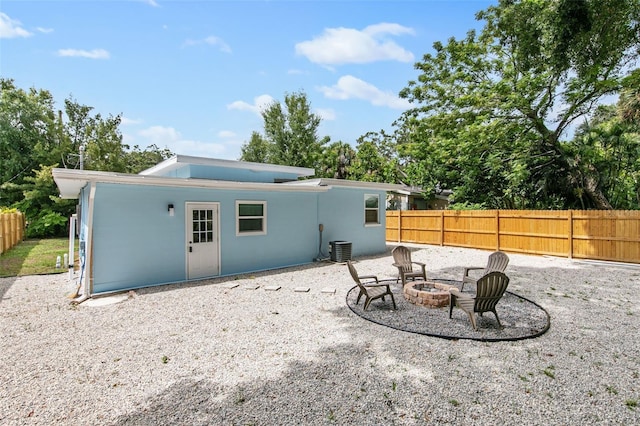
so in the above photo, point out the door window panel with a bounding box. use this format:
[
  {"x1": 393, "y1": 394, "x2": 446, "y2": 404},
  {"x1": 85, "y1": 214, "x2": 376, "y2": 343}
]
[{"x1": 192, "y1": 209, "x2": 214, "y2": 243}]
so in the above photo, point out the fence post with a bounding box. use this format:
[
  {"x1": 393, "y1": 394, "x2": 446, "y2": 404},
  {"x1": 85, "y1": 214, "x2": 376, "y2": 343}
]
[
  {"x1": 495, "y1": 210, "x2": 500, "y2": 251},
  {"x1": 397, "y1": 210, "x2": 402, "y2": 243},
  {"x1": 10, "y1": 213, "x2": 17, "y2": 249},
  {"x1": 568, "y1": 210, "x2": 573, "y2": 259},
  {"x1": 0, "y1": 215, "x2": 5, "y2": 254},
  {"x1": 440, "y1": 211, "x2": 444, "y2": 246}
]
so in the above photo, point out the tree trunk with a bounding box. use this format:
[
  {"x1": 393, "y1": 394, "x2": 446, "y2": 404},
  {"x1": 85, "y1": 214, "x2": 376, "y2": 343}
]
[{"x1": 583, "y1": 175, "x2": 613, "y2": 210}]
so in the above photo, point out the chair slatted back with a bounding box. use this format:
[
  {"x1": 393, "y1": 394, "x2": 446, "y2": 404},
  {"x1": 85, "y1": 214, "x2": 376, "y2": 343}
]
[
  {"x1": 347, "y1": 260, "x2": 362, "y2": 285},
  {"x1": 484, "y1": 251, "x2": 509, "y2": 275},
  {"x1": 392, "y1": 246, "x2": 413, "y2": 273},
  {"x1": 474, "y1": 271, "x2": 510, "y2": 313}
]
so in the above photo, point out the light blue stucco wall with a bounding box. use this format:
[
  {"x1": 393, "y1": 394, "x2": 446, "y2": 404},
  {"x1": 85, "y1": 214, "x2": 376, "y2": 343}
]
[
  {"x1": 89, "y1": 183, "x2": 322, "y2": 293},
  {"x1": 153, "y1": 164, "x2": 302, "y2": 182},
  {"x1": 317, "y1": 187, "x2": 388, "y2": 257},
  {"x1": 80, "y1": 182, "x2": 388, "y2": 294}
]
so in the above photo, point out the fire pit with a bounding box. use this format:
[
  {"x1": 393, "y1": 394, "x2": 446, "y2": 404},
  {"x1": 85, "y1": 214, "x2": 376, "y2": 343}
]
[{"x1": 403, "y1": 281, "x2": 457, "y2": 308}]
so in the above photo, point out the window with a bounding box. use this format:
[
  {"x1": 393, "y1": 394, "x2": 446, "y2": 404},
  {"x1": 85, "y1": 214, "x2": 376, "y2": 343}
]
[
  {"x1": 192, "y1": 209, "x2": 214, "y2": 243},
  {"x1": 364, "y1": 194, "x2": 379, "y2": 225},
  {"x1": 236, "y1": 201, "x2": 267, "y2": 235}
]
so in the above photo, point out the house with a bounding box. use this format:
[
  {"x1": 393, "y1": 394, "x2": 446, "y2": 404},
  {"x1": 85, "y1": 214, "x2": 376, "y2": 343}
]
[
  {"x1": 53, "y1": 155, "x2": 408, "y2": 297},
  {"x1": 388, "y1": 186, "x2": 452, "y2": 210}
]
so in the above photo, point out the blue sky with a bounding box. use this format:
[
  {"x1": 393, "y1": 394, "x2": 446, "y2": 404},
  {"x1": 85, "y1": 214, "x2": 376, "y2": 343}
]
[{"x1": 1, "y1": 0, "x2": 495, "y2": 160}]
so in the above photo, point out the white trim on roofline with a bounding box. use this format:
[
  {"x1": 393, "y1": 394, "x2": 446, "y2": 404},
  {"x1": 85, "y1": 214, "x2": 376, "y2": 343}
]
[
  {"x1": 139, "y1": 155, "x2": 315, "y2": 177},
  {"x1": 284, "y1": 178, "x2": 407, "y2": 192},
  {"x1": 52, "y1": 168, "x2": 329, "y2": 199}
]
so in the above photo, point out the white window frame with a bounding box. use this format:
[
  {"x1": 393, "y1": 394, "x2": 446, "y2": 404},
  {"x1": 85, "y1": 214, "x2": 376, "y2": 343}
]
[
  {"x1": 236, "y1": 200, "x2": 267, "y2": 236},
  {"x1": 364, "y1": 194, "x2": 380, "y2": 226}
]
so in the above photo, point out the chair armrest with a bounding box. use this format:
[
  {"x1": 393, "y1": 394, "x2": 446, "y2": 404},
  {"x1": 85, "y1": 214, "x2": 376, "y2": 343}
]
[
  {"x1": 359, "y1": 274, "x2": 378, "y2": 282},
  {"x1": 413, "y1": 261, "x2": 426, "y2": 267},
  {"x1": 449, "y1": 288, "x2": 473, "y2": 299},
  {"x1": 462, "y1": 266, "x2": 483, "y2": 276}
]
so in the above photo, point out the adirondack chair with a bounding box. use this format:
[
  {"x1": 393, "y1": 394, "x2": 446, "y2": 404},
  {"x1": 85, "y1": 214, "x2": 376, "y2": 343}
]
[
  {"x1": 449, "y1": 271, "x2": 510, "y2": 330},
  {"x1": 461, "y1": 251, "x2": 509, "y2": 291},
  {"x1": 347, "y1": 261, "x2": 396, "y2": 311},
  {"x1": 392, "y1": 245, "x2": 427, "y2": 286}
]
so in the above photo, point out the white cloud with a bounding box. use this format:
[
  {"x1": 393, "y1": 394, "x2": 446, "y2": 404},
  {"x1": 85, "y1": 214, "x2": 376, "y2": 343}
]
[
  {"x1": 36, "y1": 27, "x2": 54, "y2": 34},
  {"x1": 227, "y1": 94, "x2": 275, "y2": 117},
  {"x1": 138, "y1": 126, "x2": 181, "y2": 144},
  {"x1": 168, "y1": 139, "x2": 228, "y2": 158},
  {"x1": 121, "y1": 117, "x2": 143, "y2": 126},
  {"x1": 136, "y1": 125, "x2": 231, "y2": 158},
  {"x1": 287, "y1": 69, "x2": 305, "y2": 75},
  {"x1": 183, "y1": 35, "x2": 231, "y2": 53},
  {"x1": 315, "y1": 108, "x2": 336, "y2": 121},
  {"x1": 143, "y1": 0, "x2": 160, "y2": 7},
  {"x1": 57, "y1": 48, "x2": 110, "y2": 59},
  {"x1": 295, "y1": 22, "x2": 415, "y2": 66},
  {"x1": 218, "y1": 130, "x2": 236, "y2": 138},
  {"x1": 318, "y1": 75, "x2": 411, "y2": 110},
  {"x1": 0, "y1": 13, "x2": 33, "y2": 38}
]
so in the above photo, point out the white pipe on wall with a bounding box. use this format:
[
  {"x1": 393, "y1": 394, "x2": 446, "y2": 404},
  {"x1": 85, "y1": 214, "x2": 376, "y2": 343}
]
[{"x1": 68, "y1": 214, "x2": 76, "y2": 281}]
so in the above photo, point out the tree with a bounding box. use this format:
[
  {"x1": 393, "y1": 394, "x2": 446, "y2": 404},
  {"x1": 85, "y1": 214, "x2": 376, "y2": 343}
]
[
  {"x1": 261, "y1": 91, "x2": 329, "y2": 171},
  {"x1": 240, "y1": 131, "x2": 271, "y2": 163},
  {"x1": 0, "y1": 79, "x2": 56, "y2": 205},
  {"x1": 14, "y1": 164, "x2": 76, "y2": 237},
  {"x1": 316, "y1": 141, "x2": 356, "y2": 179},
  {"x1": 125, "y1": 144, "x2": 174, "y2": 174},
  {"x1": 350, "y1": 132, "x2": 400, "y2": 183},
  {"x1": 398, "y1": 0, "x2": 640, "y2": 209}
]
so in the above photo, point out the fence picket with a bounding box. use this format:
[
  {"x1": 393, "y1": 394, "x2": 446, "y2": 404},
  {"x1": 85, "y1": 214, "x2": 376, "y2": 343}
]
[{"x1": 0, "y1": 212, "x2": 25, "y2": 255}]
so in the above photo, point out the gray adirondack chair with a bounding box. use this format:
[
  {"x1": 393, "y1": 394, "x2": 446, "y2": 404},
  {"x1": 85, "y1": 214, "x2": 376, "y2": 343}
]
[
  {"x1": 347, "y1": 261, "x2": 396, "y2": 311},
  {"x1": 461, "y1": 251, "x2": 509, "y2": 291},
  {"x1": 449, "y1": 271, "x2": 510, "y2": 330},
  {"x1": 392, "y1": 245, "x2": 427, "y2": 286}
]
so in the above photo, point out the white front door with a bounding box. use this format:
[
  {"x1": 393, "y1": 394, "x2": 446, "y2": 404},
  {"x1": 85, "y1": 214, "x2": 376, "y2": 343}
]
[{"x1": 186, "y1": 202, "x2": 220, "y2": 280}]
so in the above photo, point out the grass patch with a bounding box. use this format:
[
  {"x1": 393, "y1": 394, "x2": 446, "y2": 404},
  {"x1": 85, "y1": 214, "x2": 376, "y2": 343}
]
[{"x1": 0, "y1": 238, "x2": 75, "y2": 277}]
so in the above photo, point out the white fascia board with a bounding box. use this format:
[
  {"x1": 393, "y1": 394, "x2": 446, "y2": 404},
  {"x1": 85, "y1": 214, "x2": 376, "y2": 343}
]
[
  {"x1": 285, "y1": 178, "x2": 409, "y2": 192},
  {"x1": 139, "y1": 154, "x2": 315, "y2": 177},
  {"x1": 52, "y1": 168, "x2": 328, "y2": 199}
]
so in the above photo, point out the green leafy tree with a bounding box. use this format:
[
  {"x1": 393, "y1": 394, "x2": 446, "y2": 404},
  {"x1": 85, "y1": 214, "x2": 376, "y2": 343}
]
[
  {"x1": 316, "y1": 141, "x2": 356, "y2": 179},
  {"x1": 60, "y1": 98, "x2": 129, "y2": 172},
  {"x1": 0, "y1": 79, "x2": 56, "y2": 205},
  {"x1": 15, "y1": 165, "x2": 76, "y2": 237},
  {"x1": 398, "y1": 0, "x2": 640, "y2": 209},
  {"x1": 240, "y1": 131, "x2": 272, "y2": 163},
  {"x1": 261, "y1": 91, "x2": 329, "y2": 171},
  {"x1": 350, "y1": 132, "x2": 400, "y2": 183},
  {"x1": 125, "y1": 144, "x2": 174, "y2": 174}
]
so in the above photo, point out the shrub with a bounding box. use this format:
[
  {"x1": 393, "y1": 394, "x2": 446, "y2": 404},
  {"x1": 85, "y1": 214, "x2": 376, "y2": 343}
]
[{"x1": 26, "y1": 210, "x2": 68, "y2": 238}]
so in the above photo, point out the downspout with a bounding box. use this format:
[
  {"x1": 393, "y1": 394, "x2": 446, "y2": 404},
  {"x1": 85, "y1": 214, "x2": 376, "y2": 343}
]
[{"x1": 75, "y1": 181, "x2": 96, "y2": 303}]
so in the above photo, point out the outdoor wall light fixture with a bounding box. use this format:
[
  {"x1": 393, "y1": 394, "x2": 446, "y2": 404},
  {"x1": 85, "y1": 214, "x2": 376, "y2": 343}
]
[{"x1": 168, "y1": 203, "x2": 174, "y2": 217}]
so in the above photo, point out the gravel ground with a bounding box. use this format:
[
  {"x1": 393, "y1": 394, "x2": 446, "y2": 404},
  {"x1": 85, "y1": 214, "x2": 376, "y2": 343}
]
[{"x1": 1, "y1": 244, "x2": 639, "y2": 425}]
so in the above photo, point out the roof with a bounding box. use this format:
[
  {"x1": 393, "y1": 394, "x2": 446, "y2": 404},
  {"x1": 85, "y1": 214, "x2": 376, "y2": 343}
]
[
  {"x1": 139, "y1": 155, "x2": 315, "y2": 178},
  {"x1": 53, "y1": 156, "x2": 409, "y2": 199},
  {"x1": 52, "y1": 168, "x2": 329, "y2": 199}
]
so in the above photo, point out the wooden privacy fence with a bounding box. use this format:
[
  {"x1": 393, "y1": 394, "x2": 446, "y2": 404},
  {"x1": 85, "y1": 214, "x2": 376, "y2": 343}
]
[
  {"x1": 386, "y1": 210, "x2": 640, "y2": 264},
  {"x1": 0, "y1": 212, "x2": 26, "y2": 255}
]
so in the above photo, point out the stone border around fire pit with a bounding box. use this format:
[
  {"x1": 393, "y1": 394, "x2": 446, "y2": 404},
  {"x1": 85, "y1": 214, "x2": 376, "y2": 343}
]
[
  {"x1": 403, "y1": 281, "x2": 456, "y2": 308},
  {"x1": 345, "y1": 279, "x2": 551, "y2": 342}
]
